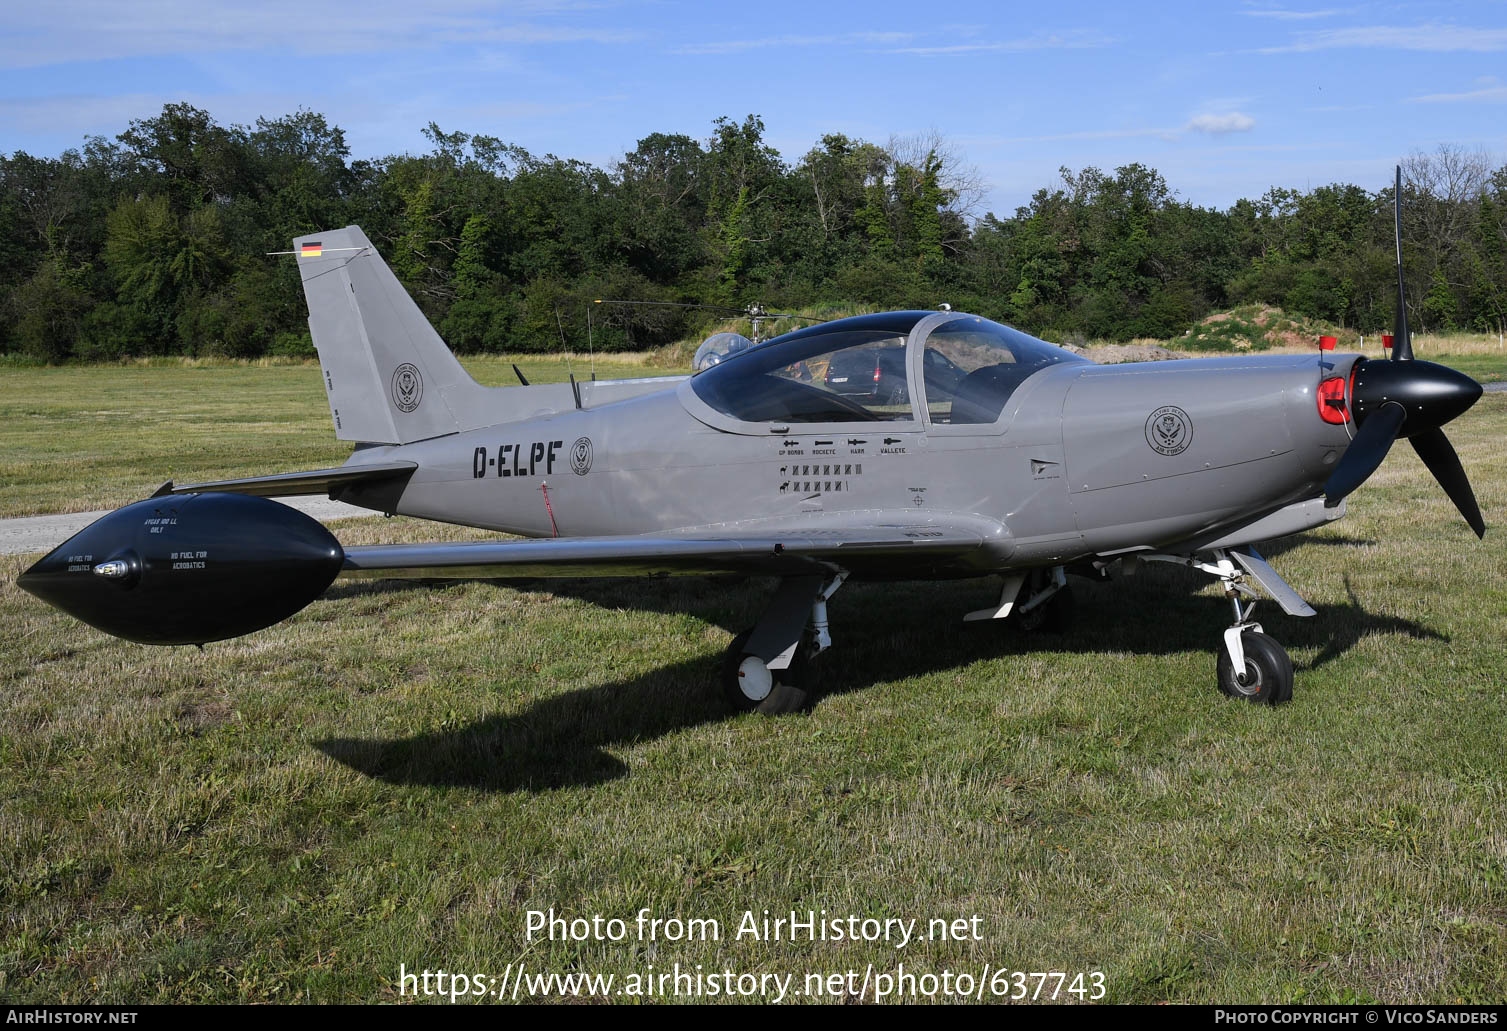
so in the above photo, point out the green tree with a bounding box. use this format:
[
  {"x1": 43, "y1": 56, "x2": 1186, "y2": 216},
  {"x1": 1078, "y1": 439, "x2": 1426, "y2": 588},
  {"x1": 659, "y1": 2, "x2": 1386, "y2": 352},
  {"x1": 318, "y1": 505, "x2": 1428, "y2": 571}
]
[{"x1": 10, "y1": 258, "x2": 91, "y2": 362}]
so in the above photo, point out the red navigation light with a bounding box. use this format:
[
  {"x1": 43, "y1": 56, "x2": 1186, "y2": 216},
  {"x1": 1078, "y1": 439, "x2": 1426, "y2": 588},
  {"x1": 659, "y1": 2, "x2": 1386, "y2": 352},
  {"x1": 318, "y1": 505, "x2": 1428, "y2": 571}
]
[
  {"x1": 1318, "y1": 335, "x2": 1337, "y2": 351},
  {"x1": 1317, "y1": 376, "x2": 1350, "y2": 425}
]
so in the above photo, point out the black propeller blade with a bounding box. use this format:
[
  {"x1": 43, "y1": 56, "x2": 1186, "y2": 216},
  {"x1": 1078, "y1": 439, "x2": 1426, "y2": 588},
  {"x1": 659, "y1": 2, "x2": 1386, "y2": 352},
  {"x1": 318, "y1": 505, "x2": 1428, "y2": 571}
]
[
  {"x1": 1409, "y1": 427, "x2": 1486, "y2": 538},
  {"x1": 1320, "y1": 167, "x2": 1486, "y2": 536},
  {"x1": 1325, "y1": 401, "x2": 1404, "y2": 506}
]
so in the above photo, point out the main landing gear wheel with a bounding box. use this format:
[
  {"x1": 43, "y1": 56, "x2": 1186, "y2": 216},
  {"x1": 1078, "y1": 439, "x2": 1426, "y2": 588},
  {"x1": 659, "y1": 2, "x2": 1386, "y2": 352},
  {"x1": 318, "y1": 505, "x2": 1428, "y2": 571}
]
[
  {"x1": 1216, "y1": 631, "x2": 1293, "y2": 706},
  {"x1": 1014, "y1": 584, "x2": 1074, "y2": 633},
  {"x1": 1012, "y1": 569, "x2": 1074, "y2": 634},
  {"x1": 721, "y1": 630, "x2": 812, "y2": 715}
]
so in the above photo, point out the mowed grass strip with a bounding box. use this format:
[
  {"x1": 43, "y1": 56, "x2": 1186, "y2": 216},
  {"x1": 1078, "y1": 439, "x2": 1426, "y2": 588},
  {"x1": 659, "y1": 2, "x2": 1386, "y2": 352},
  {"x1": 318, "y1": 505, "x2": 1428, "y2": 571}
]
[{"x1": 0, "y1": 373, "x2": 1504, "y2": 1004}]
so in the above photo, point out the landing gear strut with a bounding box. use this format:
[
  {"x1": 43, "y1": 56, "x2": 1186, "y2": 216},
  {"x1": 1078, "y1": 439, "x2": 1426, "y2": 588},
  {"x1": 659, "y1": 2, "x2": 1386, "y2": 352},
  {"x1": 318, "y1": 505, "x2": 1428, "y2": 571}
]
[
  {"x1": 963, "y1": 566, "x2": 1075, "y2": 633},
  {"x1": 1012, "y1": 567, "x2": 1075, "y2": 633},
  {"x1": 721, "y1": 572, "x2": 846, "y2": 715},
  {"x1": 1142, "y1": 549, "x2": 1295, "y2": 705}
]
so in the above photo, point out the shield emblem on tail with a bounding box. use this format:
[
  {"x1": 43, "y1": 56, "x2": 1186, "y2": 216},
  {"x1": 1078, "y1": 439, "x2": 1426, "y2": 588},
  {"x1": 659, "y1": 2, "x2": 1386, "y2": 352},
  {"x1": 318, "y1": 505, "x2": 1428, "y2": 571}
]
[{"x1": 391, "y1": 363, "x2": 423, "y2": 413}]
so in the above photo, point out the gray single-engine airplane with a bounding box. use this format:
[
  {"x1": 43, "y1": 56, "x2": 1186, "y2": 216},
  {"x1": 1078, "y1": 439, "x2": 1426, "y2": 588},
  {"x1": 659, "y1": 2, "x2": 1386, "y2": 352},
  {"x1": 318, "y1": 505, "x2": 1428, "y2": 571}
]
[{"x1": 19, "y1": 170, "x2": 1486, "y2": 711}]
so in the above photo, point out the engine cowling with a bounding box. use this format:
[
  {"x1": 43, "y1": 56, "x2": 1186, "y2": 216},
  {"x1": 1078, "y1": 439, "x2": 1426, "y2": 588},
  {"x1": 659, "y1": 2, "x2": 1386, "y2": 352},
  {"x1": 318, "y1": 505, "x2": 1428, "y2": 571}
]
[{"x1": 17, "y1": 493, "x2": 345, "y2": 645}]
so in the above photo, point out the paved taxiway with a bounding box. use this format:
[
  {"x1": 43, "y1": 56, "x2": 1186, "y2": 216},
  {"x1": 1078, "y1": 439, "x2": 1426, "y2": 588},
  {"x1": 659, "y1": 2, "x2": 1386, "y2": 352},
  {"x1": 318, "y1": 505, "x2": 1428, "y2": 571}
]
[{"x1": 1, "y1": 497, "x2": 370, "y2": 556}]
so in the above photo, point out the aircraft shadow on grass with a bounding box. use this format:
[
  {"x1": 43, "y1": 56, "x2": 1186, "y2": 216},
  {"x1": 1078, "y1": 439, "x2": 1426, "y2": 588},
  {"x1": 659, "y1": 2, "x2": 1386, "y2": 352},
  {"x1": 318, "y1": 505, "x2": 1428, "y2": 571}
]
[{"x1": 314, "y1": 534, "x2": 1445, "y2": 794}]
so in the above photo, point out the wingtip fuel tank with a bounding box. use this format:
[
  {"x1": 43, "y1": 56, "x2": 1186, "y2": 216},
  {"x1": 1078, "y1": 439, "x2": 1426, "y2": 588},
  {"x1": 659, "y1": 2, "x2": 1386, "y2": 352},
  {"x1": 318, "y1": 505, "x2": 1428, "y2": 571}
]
[{"x1": 18, "y1": 493, "x2": 345, "y2": 645}]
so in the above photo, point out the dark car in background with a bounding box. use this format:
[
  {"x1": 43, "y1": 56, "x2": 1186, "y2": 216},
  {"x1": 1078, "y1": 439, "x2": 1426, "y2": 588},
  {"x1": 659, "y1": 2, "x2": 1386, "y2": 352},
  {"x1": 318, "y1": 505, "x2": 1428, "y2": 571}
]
[{"x1": 823, "y1": 346, "x2": 966, "y2": 405}]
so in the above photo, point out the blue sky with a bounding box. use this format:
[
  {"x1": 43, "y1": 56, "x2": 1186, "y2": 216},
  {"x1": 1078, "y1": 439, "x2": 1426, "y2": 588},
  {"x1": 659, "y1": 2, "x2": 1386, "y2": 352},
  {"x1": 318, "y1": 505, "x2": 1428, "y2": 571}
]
[{"x1": 2, "y1": 0, "x2": 1505, "y2": 217}]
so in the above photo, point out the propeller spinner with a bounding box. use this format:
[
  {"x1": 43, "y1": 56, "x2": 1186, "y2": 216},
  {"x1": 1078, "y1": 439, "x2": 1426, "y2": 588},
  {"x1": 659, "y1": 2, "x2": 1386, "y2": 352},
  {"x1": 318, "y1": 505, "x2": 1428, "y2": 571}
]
[{"x1": 1322, "y1": 167, "x2": 1486, "y2": 538}]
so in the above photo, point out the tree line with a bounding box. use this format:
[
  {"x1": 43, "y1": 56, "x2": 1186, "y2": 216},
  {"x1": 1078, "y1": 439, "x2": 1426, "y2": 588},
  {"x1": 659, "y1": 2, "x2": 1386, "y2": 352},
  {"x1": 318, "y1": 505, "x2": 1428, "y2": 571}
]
[{"x1": 2, "y1": 103, "x2": 1504, "y2": 362}]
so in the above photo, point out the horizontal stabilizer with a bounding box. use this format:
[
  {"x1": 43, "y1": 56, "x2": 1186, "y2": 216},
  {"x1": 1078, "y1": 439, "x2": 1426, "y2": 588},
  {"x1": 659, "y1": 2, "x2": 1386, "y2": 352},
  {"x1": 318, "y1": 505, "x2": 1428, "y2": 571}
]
[{"x1": 161, "y1": 461, "x2": 417, "y2": 499}]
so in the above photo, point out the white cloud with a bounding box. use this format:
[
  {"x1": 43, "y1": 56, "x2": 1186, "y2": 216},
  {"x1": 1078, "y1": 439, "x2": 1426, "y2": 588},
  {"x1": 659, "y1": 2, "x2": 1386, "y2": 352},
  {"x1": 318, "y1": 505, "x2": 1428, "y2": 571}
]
[
  {"x1": 0, "y1": 92, "x2": 305, "y2": 139},
  {"x1": 0, "y1": 0, "x2": 642, "y2": 68},
  {"x1": 1409, "y1": 85, "x2": 1507, "y2": 103},
  {"x1": 1241, "y1": 7, "x2": 1351, "y2": 20},
  {"x1": 996, "y1": 109, "x2": 1257, "y2": 146},
  {"x1": 1187, "y1": 112, "x2": 1256, "y2": 133},
  {"x1": 1259, "y1": 23, "x2": 1507, "y2": 53},
  {"x1": 672, "y1": 32, "x2": 912, "y2": 56},
  {"x1": 884, "y1": 30, "x2": 1114, "y2": 56},
  {"x1": 672, "y1": 27, "x2": 1111, "y2": 58}
]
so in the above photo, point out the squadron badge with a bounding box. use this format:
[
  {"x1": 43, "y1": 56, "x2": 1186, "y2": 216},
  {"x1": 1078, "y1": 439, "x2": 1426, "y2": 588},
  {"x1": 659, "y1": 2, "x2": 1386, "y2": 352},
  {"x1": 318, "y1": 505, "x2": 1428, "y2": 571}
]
[
  {"x1": 1145, "y1": 405, "x2": 1192, "y2": 456},
  {"x1": 391, "y1": 363, "x2": 423, "y2": 413},
  {"x1": 570, "y1": 436, "x2": 594, "y2": 475}
]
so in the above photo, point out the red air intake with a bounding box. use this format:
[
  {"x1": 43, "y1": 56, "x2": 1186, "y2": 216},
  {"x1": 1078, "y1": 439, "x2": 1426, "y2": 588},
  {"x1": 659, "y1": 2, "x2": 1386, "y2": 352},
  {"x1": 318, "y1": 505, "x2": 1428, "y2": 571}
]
[{"x1": 1317, "y1": 376, "x2": 1350, "y2": 425}]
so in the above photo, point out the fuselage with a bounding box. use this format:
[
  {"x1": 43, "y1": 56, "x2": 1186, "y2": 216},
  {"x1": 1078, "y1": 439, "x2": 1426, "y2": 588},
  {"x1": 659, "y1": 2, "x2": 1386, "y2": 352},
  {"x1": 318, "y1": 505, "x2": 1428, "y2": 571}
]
[{"x1": 339, "y1": 313, "x2": 1359, "y2": 572}]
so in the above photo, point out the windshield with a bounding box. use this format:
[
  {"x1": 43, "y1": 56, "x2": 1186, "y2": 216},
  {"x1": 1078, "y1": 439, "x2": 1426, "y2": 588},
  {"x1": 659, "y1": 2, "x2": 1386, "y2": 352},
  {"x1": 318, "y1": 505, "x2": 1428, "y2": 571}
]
[{"x1": 921, "y1": 316, "x2": 1089, "y2": 425}]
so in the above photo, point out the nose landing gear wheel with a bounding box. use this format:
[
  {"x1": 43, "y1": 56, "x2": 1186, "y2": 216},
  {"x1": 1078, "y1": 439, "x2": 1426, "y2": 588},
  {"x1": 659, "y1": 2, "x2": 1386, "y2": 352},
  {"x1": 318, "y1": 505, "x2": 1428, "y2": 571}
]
[
  {"x1": 1216, "y1": 631, "x2": 1294, "y2": 705},
  {"x1": 721, "y1": 630, "x2": 812, "y2": 715}
]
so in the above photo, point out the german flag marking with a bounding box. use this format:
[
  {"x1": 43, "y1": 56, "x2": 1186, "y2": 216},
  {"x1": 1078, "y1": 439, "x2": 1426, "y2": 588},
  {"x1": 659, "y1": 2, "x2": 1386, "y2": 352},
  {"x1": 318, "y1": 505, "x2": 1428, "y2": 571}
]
[{"x1": 300, "y1": 243, "x2": 322, "y2": 257}]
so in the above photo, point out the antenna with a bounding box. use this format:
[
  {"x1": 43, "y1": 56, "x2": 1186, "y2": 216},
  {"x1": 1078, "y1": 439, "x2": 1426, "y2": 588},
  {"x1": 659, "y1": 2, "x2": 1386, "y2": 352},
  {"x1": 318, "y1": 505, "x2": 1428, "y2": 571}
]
[
  {"x1": 1391, "y1": 165, "x2": 1414, "y2": 361},
  {"x1": 553, "y1": 303, "x2": 575, "y2": 384},
  {"x1": 588, "y1": 300, "x2": 597, "y2": 380}
]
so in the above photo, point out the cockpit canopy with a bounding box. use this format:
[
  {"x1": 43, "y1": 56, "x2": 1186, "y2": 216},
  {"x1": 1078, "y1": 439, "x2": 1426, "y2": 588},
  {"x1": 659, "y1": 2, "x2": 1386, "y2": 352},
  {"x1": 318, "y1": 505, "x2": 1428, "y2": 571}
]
[{"x1": 688, "y1": 311, "x2": 1088, "y2": 427}]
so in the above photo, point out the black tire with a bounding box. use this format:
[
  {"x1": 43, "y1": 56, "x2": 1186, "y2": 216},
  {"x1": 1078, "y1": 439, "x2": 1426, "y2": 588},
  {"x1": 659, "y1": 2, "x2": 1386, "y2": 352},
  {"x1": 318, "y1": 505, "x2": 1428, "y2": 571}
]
[
  {"x1": 1216, "y1": 631, "x2": 1294, "y2": 705},
  {"x1": 1013, "y1": 584, "x2": 1075, "y2": 634},
  {"x1": 720, "y1": 630, "x2": 811, "y2": 715}
]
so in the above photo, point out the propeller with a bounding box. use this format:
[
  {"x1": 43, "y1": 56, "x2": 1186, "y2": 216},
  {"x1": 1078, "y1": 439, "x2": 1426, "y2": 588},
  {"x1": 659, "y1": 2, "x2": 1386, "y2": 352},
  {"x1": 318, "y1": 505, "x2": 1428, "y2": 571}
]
[
  {"x1": 1322, "y1": 166, "x2": 1485, "y2": 537},
  {"x1": 1409, "y1": 428, "x2": 1486, "y2": 537},
  {"x1": 1323, "y1": 401, "x2": 1404, "y2": 503}
]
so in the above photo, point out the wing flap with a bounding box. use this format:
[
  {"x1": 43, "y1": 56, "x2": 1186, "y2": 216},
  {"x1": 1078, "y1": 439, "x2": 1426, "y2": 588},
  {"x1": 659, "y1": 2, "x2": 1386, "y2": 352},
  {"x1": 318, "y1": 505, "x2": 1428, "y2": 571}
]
[{"x1": 340, "y1": 524, "x2": 991, "y2": 580}]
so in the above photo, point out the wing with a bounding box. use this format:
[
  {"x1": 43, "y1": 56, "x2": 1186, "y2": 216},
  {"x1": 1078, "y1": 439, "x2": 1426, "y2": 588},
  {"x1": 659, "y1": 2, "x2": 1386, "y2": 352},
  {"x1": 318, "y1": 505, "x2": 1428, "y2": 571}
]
[{"x1": 340, "y1": 520, "x2": 1000, "y2": 580}]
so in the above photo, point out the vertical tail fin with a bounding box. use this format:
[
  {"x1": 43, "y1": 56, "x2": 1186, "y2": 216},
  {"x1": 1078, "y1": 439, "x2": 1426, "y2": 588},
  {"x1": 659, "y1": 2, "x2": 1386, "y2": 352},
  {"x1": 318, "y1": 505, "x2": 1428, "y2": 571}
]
[{"x1": 294, "y1": 226, "x2": 485, "y2": 444}]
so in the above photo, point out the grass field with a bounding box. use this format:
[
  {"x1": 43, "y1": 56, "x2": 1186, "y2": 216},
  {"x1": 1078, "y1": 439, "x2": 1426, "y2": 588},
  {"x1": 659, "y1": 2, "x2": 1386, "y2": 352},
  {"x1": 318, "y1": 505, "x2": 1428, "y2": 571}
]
[{"x1": 2, "y1": 357, "x2": 1505, "y2": 1004}]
